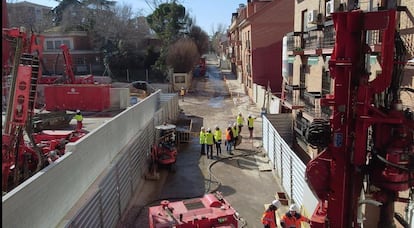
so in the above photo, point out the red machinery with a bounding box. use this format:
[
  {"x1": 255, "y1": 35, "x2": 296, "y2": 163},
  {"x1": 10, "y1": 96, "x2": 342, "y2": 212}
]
[
  {"x1": 150, "y1": 124, "x2": 178, "y2": 171},
  {"x1": 148, "y1": 192, "x2": 242, "y2": 227},
  {"x1": 305, "y1": 9, "x2": 413, "y2": 228},
  {"x1": 199, "y1": 57, "x2": 206, "y2": 77},
  {"x1": 38, "y1": 44, "x2": 94, "y2": 84},
  {"x1": 42, "y1": 44, "x2": 110, "y2": 112},
  {"x1": 2, "y1": 27, "x2": 85, "y2": 192},
  {"x1": 59, "y1": 44, "x2": 95, "y2": 84}
]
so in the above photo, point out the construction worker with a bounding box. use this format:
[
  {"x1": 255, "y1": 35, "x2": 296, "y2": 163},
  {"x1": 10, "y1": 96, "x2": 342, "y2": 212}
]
[
  {"x1": 247, "y1": 113, "x2": 257, "y2": 139},
  {"x1": 232, "y1": 122, "x2": 239, "y2": 149},
  {"x1": 236, "y1": 112, "x2": 244, "y2": 134},
  {"x1": 261, "y1": 200, "x2": 281, "y2": 228},
  {"x1": 47, "y1": 149, "x2": 60, "y2": 164},
  {"x1": 225, "y1": 125, "x2": 234, "y2": 155},
  {"x1": 280, "y1": 204, "x2": 310, "y2": 228},
  {"x1": 205, "y1": 128, "x2": 214, "y2": 159},
  {"x1": 199, "y1": 127, "x2": 206, "y2": 155},
  {"x1": 180, "y1": 87, "x2": 185, "y2": 101},
  {"x1": 74, "y1": 110, "x2": 83, "y2": 131},
  {"x1": 213, "y1": 125, "x2": 222, "y2": 156}
]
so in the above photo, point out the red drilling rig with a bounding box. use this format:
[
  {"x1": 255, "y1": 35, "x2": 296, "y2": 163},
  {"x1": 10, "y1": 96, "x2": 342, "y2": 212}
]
[
  {"x1": 148, "y1": 192, "x2": 243, "y2": 227},
  {"x1": 2, "y1": 1, "x2": 86, "y2": 192},
  {"x1": 305, "y1": 8, "x2": 414, "y2": 228}
]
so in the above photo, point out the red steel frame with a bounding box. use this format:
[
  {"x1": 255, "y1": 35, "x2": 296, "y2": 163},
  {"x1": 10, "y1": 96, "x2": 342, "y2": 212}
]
[{"x1": 306, "y1": 9, "x2": 413, "y2": 227}]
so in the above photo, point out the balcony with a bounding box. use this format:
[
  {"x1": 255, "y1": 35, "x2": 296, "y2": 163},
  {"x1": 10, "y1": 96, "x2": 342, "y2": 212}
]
[
  {"x1": 294, "y1": 113, "x2": 310, "y2": 137},
  {"x1": 287, "y1": 14, "x2": 413, "y2": 57},
  {"x1": 283, "y1": 85, "x2": 305, "y2": 109},
  {"x1": 286, "y1": 21, "x2": 335, "y2": 54},
  {"x1": 303, "y1": 91, "x2": 321, "y2": 107}
]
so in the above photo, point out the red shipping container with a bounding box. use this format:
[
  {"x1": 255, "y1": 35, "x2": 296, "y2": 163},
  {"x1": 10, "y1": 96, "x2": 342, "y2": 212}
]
[{"x1": 44, "y1": 84, "x2": 111, "y2": 111}]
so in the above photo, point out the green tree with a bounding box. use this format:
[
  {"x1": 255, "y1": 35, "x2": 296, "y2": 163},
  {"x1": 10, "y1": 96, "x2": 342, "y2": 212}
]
[
  {"x1": 146, "y1": 1, "x2": 189, "y2": 75},
  {"x1": 51, "y1": 0, "x2": 116, "y2": 26},
  {"x1": 51, "y1": 0, "x2": 81, "y2": 25}
]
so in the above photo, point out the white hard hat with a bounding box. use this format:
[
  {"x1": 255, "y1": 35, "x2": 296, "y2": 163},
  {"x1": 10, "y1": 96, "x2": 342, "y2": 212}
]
[
  {"x1": 233, "y1": 122, "x2": 237, "y2": 126},
  {"x1": 289, "y1": 204, "x2": 299, "y2": 212},
  {"x1": 238, "y1": 112, "x2": 242, "y2": 115},
  {"x1": 207, "y1": 128, "x2": 211, "y2": 131},
  {"x1": 272, "y1": 200, "x2": 281, "y2": 208},
  {"x1": 201, "y1": 126, "x2": 205, "y2": 130},
  {"x1": 248, "y1": 113, "x2": 252, "y2": 117},
  {"x1": 76, "y1": 110, "x2": 80, "y2": 113},
  {"x1": 49, "y1": 150, "x2": 57, "y2": 157}
]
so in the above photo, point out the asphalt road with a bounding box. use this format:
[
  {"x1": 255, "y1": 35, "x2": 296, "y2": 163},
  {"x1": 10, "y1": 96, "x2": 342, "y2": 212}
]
[{"x1": 117, "y1": 55, "x2": 284, "y2": 228}]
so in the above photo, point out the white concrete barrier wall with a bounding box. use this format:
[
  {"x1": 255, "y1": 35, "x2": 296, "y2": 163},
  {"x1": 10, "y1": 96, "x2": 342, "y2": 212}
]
[{"x1": 2, "y1": 91, "x2": 161, "y2": 228}]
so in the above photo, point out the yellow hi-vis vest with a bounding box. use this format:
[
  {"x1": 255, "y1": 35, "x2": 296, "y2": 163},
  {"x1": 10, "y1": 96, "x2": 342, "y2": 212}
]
[
  {"x1": 199, "y1": 131, "x2": 206, "y2": 144},
  {"x1": 248, "y1": 117, "x2": 255, "y2": 128},
  {"x1": 205, "y1": 132, "x2": 214, "y2": 145},
  {"x1": 232, "y1": 126, "x2": 238, "y2": 137},
  {"x1": 74, "y1": 114, "x2": 83, "y2": 122},
  {"x1": 214, "y1": 129, "x2": 222, "y2": 141},
  {"x1": 237, "y1": 115, "x2": 244, "y2": 126}
]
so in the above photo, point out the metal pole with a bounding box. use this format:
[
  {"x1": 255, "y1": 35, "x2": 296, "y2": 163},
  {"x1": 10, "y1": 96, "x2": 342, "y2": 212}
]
[{"x1": 126, "y1": 69, "x2": 129, "y2": 82}]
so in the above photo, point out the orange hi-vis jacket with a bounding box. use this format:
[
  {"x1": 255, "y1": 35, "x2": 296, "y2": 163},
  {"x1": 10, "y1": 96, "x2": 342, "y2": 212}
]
[
  {"x1": 225, "y1": 129, "x2": 233, "y2": 141},
  {"x1": 280, "y1": 212, "x2": 309, "y2": 228},
  {"x1": 261, "y1": 210, "x2": 277, "y2": 228}
]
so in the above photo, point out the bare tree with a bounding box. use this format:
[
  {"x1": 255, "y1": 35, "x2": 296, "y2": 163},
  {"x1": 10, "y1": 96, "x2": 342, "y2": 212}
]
[
  {"x1": 188, "y1": 25, "x2": 209, "y2": 56},
  {"x1": 210, "y1": 23, "x2": 227, "y2": 54},
  {"x1": 166, "y1": 37, "x2": 199, "y2": 73}
]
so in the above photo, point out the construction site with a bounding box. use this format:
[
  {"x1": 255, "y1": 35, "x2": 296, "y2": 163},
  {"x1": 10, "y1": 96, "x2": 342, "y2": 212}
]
[{"x1": 3, "y1": 0, "x2": 414, "y2": 228}]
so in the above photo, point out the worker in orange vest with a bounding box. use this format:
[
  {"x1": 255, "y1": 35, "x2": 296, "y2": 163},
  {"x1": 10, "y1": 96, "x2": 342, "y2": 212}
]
[
  {"x1": 225, "y1": 125, "x2": 234, "y2": 155},
  {"x1": 261, "y1": 200, "x2": 281, "y2": 228},
  {"x1": 280, "y1": 204, "x2": 310, "y2": 228}
]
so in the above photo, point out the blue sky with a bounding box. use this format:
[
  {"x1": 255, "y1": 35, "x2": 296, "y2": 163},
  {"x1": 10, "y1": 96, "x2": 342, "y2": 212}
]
[{"x1": 13, "y1": 0, "x2": 244, "y2": 34}]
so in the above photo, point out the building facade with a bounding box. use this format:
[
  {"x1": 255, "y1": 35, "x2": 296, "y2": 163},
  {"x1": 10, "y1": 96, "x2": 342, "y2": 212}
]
[
  {"x1": 7, "y1": 1, "x2": 53, "y2": 32},
  {"x1": 41, "y1": 30, "x2": 104, "y2": 75},
  {"x1": 282, "y1": 0, "x2": 414, "y2": 158},
  {"x1": 228, "y1": 0, "x2": 294, "y2": 97}
]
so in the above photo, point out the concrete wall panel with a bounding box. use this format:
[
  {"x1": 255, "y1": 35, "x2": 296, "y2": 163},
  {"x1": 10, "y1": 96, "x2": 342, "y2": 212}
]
[{"x1": 2, "y1": 91, "x2": 163, "y2": 228}]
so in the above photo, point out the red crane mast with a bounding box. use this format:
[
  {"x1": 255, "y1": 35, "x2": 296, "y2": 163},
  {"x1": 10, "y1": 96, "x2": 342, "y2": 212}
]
[{"x1": 306, "y1": 9, "x2": 413, "y2": 228}]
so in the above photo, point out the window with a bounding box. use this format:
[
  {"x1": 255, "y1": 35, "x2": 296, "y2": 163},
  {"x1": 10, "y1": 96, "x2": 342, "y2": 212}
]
[
  {"x1": 46, "y1": 41, "x2": 54, "y2": 50},
  {"x1": 174, "y1": 75, "x2": 185, "y2": 83},
  {"x1": 44, "y1": 39, "x2": 72, "y2": 50},
  {"x1": 54, "y1": 40, "x2": 62, "y2": 49},
  {"x1": 321, "y1": 69, "x2": 331, "y2": 95},
  {"x1": 63, "y1": 40, "x2": 70, "y2": 47}
]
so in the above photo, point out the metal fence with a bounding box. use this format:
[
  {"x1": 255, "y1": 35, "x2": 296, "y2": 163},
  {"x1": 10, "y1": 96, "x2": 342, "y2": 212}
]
[{"x1": 262, "y1": 114, "x2": 318, "y2": 215}]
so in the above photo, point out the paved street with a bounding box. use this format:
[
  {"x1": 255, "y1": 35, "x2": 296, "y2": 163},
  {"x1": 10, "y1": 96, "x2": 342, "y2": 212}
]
[{"x1": 117, "y1": 55, "x2": 284, "y2": 228}]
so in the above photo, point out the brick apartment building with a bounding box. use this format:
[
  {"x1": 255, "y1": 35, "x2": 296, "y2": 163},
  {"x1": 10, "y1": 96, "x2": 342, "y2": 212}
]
[
  {"x1": 41, "y1": 29, "x2": 104, "y2": 76},
  {"x1": 282, "y1": 0, "x2": 414, "y2": 158},
  {"x1": 228, "y1": 0, "x2": 294, "y2": 97}
]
